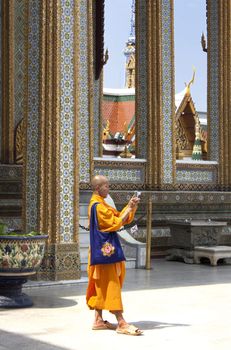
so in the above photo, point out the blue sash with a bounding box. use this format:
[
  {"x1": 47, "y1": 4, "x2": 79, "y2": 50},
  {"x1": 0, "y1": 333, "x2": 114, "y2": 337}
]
[{"x1": 90, "y1": 203, "x2": 126, "y2": 265}]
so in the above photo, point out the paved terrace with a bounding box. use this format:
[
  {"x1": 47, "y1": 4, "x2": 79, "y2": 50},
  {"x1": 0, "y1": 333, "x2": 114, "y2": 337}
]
[{"x1": 1, "y1": 259, "x2": 231, "y2": 350}]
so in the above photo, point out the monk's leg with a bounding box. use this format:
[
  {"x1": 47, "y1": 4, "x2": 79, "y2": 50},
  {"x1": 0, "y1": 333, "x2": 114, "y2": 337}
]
[
  {"x1": 111, "y1": 310, "x2": 129, "y2": 328},
  {"x1": 93, "y1": 309, "x2": 104, "y2": 327}
]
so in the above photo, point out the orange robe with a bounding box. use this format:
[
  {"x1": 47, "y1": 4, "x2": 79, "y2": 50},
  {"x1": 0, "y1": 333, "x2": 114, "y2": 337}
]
[{"x1": 86, "y1": 194, "x2": 136, "y2": 311}]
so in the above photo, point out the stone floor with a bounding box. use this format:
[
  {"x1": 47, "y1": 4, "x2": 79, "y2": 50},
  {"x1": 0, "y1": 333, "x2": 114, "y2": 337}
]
[{"x1": 1, "y1": 259, "x2": 231, "y2": 350}]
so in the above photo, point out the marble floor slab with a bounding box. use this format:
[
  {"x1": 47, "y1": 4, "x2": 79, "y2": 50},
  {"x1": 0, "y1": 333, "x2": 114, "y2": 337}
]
[{"x1": 0, "y1": 259, "x2": 231, "y2": 350}]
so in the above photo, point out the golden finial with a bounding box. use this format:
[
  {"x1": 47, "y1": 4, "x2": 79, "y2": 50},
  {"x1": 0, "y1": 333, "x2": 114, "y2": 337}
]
[
  {"x1": 123, "y1": 122, "x2": 128, "y2": 139},
  {"x1": 103, "y1": 120, "x2": 110, "y2": 141},
  {"x1": 185, "y1": 67, "x2": 196, "y2": 95},
  {"x1": 201, "y1": 32, "x2": 207, "y2": 53},
  {"x1": 103, "y1": 48, "x2": 109, "y2": 65}
]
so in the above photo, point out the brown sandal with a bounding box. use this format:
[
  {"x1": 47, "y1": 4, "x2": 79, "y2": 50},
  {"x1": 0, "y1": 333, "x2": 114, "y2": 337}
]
[
  {"x1": 92, "y1": 320, "x2": 116, "y2": 330},
  {"x1": 116, "y1": 324, "x2": 143, "y2": 336}
]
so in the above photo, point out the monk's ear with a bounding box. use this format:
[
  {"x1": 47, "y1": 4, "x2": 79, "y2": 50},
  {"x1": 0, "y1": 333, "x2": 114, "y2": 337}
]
[{"x1": 95, "y1": 184, "x2": 100, "y2": 191}]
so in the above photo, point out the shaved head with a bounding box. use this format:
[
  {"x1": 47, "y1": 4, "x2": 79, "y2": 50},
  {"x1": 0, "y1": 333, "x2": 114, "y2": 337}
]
[{"x1": 91, "y1": 175, "x2": 108, "y2": 191}]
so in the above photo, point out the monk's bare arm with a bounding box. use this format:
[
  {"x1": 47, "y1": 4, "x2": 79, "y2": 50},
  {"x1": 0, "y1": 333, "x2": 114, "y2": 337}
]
[{"x1": 120, "y1": 207, "x2": 133, "y2": 223}]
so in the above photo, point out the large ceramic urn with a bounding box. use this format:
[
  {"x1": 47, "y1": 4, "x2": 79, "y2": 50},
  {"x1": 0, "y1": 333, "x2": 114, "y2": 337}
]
[{"x1": 0, "y1": 224, "x2": 48, "y2": 308}]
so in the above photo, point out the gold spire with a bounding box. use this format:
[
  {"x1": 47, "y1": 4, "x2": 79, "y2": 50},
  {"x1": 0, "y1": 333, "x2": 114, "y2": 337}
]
[{"x1": 185, "y1": 67, "x2": 196, "y2": 95}]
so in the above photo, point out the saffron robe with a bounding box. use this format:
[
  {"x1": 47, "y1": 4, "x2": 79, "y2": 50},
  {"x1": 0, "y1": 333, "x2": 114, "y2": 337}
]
[{"x1": 86, "y1": 193, "x2": 136, "y2": 311}]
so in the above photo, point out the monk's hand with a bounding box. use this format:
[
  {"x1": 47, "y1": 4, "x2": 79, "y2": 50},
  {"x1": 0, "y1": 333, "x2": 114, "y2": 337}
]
[{"x1": 128, "y1": 196, "x2": 140, "y2": 209}]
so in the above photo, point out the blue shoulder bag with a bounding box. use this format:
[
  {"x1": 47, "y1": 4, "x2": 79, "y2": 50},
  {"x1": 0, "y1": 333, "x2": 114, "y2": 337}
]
[{"x1": 90, "y1": 202, "x2": 126, "y2": 266}]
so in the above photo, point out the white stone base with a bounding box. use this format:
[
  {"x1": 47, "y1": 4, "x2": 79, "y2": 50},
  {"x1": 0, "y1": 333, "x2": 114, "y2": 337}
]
[{"x1": 194, "y1": 246, "x2": 231, "y2": 266}]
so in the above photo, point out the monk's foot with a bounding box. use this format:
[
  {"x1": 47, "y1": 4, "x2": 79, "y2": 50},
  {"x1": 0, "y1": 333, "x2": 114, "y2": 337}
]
[
  {"x1": 116, "y1": 323, "x2": 143, "y2": 336},
  {"x1": 92, "y1": 320, "x2": 116, "y2": 331}
]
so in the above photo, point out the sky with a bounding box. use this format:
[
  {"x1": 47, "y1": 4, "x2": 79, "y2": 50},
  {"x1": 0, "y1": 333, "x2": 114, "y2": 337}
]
[{"x1": 104, "y1": 0, "x2": 207, "y2": 111}]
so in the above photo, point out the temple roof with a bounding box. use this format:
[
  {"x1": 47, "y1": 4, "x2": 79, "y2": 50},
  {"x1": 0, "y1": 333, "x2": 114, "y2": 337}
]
[
  {"x1": 103, "y1": 88, "x2": 135, "y2": 96},
  {"x1": 175, "y1": 87, "x2": 188, "y2": 111}
]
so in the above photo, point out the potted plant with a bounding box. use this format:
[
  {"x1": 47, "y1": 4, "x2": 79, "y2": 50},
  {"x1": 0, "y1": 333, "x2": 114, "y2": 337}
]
[{"x1": 0, "y1": 223, "x2": 48, "y2": 308}]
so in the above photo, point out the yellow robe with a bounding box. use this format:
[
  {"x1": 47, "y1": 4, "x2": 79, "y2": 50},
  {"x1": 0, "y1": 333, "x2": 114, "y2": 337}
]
[{"x1": 86, "y1": 194, "x2": 136, "y2": 311}]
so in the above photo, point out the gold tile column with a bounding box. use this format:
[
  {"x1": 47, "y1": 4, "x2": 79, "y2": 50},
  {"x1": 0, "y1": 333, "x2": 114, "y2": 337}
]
[
  {"x1": 146, "y1": 0, "x2": 163, "y2": 189},
  {"x1": 218, "y1": 1, "x2": 231, "y2": 187},
  {"x1": 1, "y1": 0, "x2": 15, "y2": 164},
  {"x1": 37, "y1": 0, "x2": 80, "y2": 280},
  {"x1": 24, "y1": 0, "x2": 81, "y2": 280}
]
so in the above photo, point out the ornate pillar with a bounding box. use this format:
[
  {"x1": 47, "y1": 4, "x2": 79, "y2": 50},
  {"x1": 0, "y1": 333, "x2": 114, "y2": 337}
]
[
  {"x1": 0, "y1": 2, "x2": 2, "y2": 160},
  {"x1": 207, "y1": 0, "x2": 219, "y2": 163},
  {"x1": 1, "y1": 0, "x2": 14, "y2": 164},
  {"x1": 217, "y1": 1, "x2": 231, "y2": 187},
  {"x1": 138, "y1": 0, "x2": 175, "y2": 189},
  {"x1": 146, "y1": 0, "x2": 162, "y2": 189},
  {"x1": 78, "y1": 0, "x2": 94, "y2": 186},
  {"x1": 23, "y1": 0, "x2": 81, "y2": 280},
  {"x1": 93, "y1": 0, "x2": 104, "y2": 158},
  {"x1": 136, "y1": 0, "x2": 148, "y2": 160}
]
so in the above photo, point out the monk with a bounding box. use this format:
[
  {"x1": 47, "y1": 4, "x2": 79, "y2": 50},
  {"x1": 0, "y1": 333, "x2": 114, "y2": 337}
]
[{"x1": 86, "y1": 175, "x2": 142, "y2": 335}]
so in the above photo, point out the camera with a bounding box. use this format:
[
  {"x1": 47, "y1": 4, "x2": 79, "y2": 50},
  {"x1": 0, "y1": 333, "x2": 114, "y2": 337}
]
[{"x1": 134, "y1": 191, "x2": 141, "y2": 198}]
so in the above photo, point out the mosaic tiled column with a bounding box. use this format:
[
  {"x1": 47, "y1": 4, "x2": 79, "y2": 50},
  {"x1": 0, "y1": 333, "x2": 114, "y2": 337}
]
[
  {"x1": 217, "y1": 1, "x2": 231, "y2": 187},
  {"x1": 78, "y1": 0, "x2": 94, "y2": 185},
  {"x1": 161, "y1": 0, "x2": 175, "y2": 186},
  {"x1": 24, "y1": 0, "x2": 81, "y2": 280},
  {"x1": 14, "y1": 0, "x2": 26, "y2": 130},
  {"x1": 140, "y1": 0, "x2": 175, "y2": 189},
  {"x1": 1, "y1": 0, "x2": 14, "y2": 164},
  {"x1": 0, "y1": 1, "x2": 2, "y2": 161},
  {"x1": 136, "y1": 0, "x2": 148, "y2": 159},
  {"x1": 207, "y1": 0, "x2": 219, "y2": 163},
  {"x1": 93, "y1": 0, "x2": 104, "y2": 158},
  {"x1": 0, "y1": 0, "x2": 26, "y2": 164}
]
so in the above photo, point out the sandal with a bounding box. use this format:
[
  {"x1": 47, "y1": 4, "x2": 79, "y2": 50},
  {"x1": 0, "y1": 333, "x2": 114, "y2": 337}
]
[
  {"x1": 116, "y1": 324, "x2": 143, "y2": 336},
  {"x1": 92, "y1": 320, "x2": 116, "y2": 330}
]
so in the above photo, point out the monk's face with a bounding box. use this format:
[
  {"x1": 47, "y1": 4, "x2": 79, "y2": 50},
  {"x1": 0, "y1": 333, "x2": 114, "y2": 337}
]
[{"x1": 98, "y1": 179, "x2": 109, "y2": 198}]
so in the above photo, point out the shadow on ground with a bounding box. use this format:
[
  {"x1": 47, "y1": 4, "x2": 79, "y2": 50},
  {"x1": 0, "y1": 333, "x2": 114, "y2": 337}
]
[
  {"x1": 132, "y1": 320, "x2": 190, "y2": 330},
  {"x1": 30, "y1": 295, "x2": 78, "y2": 309},
  {"x1": 0, "y1": 330, "x2": 69, "y2": 350}
]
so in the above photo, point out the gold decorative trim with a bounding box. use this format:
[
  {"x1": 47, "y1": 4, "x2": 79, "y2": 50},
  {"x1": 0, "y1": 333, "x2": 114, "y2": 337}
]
[
  {"x1": 1, "y1": 0, "x2": 15, "y2": 163},
  {"x1": 146, "y1": 0, "x2": 153, "y2": 187},
  {"x1": 38, "y1": 0, "x2": 46, "y2": 237},
  {"x1": 135, "y1": 0, "x2": 139, "y2": 157},
  {"x1": 15, "y1": 118, "x2": 25, "y2": 164},
  {"x1": 22, "y1": 0, "x2": 29, "y2": 232},
  {"x1": 206, "y1": 0, "x2": 211, "y2": 162},
  {"x1": 87, "y1": 0, "x2": 95, "y2": 180},
  {"x1": 99, "y1": 73, "x2": 104, "y2": 157},
  {"x1": 176, "y1": 162, "x2": 218, "y2": 171},
  {"x1": 73, "y1": 0, "x2": 80, "y2": 244},
  {"x1": 170, "y1": 0, "x2": 176, "y2": 184},
  {"x1": 146, "y1": 0, "x2": 163, "y2": 189},
  {"x1": 94, "y1": 159, "x2": 146, "y2": 168},
  {"x1": 218, "y1": 1, "x2": 231, "y2": 186},
  {"x1": 38, "y1": 0, "x2": 61, "y2": 244},
  {"x1": 53, "y1": 0, "x2": 61, "y2": 244},
  {"x1": 80, "y1": 182, "x2": 223, "y2": 192}
]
